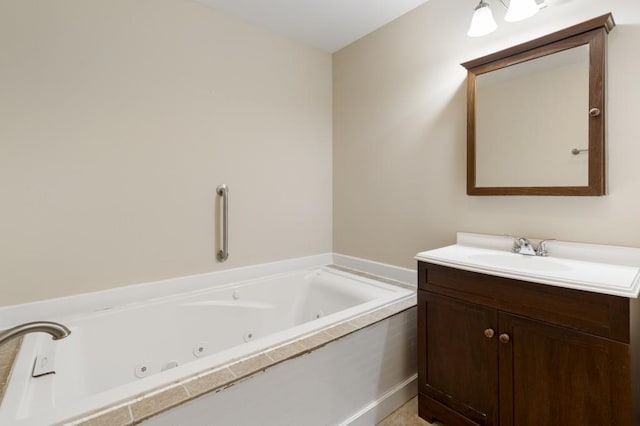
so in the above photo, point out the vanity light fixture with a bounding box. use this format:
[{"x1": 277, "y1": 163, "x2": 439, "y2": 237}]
[
  {"x1": 467, "y1": 1, "x2": 498, "y2": 37},
  {"x1": 467, "y1": 0, "x2": 545, "y2": 37}
]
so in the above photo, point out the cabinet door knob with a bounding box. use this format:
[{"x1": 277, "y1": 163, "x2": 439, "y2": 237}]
[
  {"x1": 499, "y1": 333, "x2": 510, "y2": 344},
  {"x1": 484, "y1": 328, "x2": 495, "y2": 338}
]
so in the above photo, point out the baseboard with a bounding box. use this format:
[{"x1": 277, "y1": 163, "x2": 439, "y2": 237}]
[{"x1": 341, "y1": 375, "x2": 418, "y2": 426}]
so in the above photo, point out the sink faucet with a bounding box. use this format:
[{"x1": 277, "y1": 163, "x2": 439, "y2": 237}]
[
  {"x1": 535, "y1": 239, "x2": 555, "y2": 257},
  {"x1": 0, "y1": 321, "x2": 71, "y2": 348},
  {"x1": 512, "y1": 237, "x2": 555, "y2": 256},
  {"x1": 512, "y1": 237, "x2": 537, "y2": 256}
]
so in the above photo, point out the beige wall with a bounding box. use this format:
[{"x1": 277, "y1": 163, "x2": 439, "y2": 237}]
[
  {"x1": 0, "y1": 0, "x2": 332, "y2": 305},
  {"x1": 333, "y1": 0, "x2": 640, "y2": 269}
]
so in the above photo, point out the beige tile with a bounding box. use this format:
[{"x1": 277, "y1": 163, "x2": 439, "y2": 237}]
[
  {"x1": 299, "y1": 331, "x2": 333, "y2": 350},
  {"x1": 399, "y1": 283, "x2": 418, "y2": 290},
  {"x1": 229, "y1": 354, "x2": 272, "y2": 379},
  {"x1": 0, "y1": 337, "x2": 22, "y2": 405},
  {"x1": 183, "y1": 367, "x2": 236, "y2": 398},
  {"x1": 378, "y1": 277, "x2": 416, "y2": 290},
  {"x1": 377, "y1": 397, "x2": 433, "y2": 426},
  {"x1": 398, "y1": 298, "x2": 418, "y2": 310},
  {"x1": 73, "y1": 406, "x2": 132, "y2": 426},
  {"x1": 359, "y1": 271, "x2": 380, "y2": 280},
  {"x1": 325, "y1": 321, "x2": 358, "y2": 338},
  {"x1": 327, "y1": 264, "x2": 416, "y2": 290},
  {"x1": 0, "y1": 337, "x2": 20, "y2": 362},
  {"x1": 350, "y1": 312, "x2": 380, "y2": 329},
  {"x1": 372, "y1": 307, "x2": 397, "y2": 321},
  {"x1": 326, "y1": 264, "x2": 352, "y2": 273},
  {"x1": 328, "y1": 264, "x2": 370, "y2": 277},
  {"x1": 385, "y1": 301, "x2": 404, "y2": 315},
  {"x1": 387, "y1": 298, "x2": 416, "y2": 315},
  {"x1": 130, "y1": 385, "x2": 189, "y2": 422},
  {"x1": 265, "y1": 341, "x2": 306, "y2": 363},
  {"x1": 380, "y1": 278, "x2": 413, "y2": 290}
]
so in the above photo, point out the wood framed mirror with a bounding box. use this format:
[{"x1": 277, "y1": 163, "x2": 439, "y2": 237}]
[{"x1": 462, "y1": 13, "x2": 615, "y2": 196}]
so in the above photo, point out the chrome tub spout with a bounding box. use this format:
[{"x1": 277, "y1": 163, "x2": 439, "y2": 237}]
[{"x1": 0, "y1": 321, "x2": 71, "y2": 347}]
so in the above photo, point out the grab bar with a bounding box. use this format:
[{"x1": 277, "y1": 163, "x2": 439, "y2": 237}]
[{"x1": 216, "y1": 184, "x2": 229, "y2": 262}]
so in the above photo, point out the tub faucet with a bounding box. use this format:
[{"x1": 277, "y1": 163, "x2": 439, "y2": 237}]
[
  {"x1": 0, "y1": 321, "x2": 71, "y2": 348},
  {"x1": 512, "y1": 237, "x2": 536, "y2": 256}
]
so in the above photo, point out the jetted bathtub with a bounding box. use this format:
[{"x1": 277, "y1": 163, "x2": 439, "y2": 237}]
[{"x1": 0, "y1": 265, "x2": 414, "y2": 425}]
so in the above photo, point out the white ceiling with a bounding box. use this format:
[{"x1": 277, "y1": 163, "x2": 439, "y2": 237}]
[{"x1": 196, "y1": 0, "x2": 431, "y2": 52}]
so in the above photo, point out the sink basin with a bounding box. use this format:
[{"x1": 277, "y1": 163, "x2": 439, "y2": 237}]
[{"x1": 468, "y1": 253, "x2": 573, "y2": 272}]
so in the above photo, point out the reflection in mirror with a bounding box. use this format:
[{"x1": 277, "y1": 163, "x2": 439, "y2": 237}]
[{"x1": 475, "y1": 45, "x2": 589, "y2": 187}]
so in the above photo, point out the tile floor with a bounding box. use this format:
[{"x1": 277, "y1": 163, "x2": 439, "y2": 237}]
[{"x1": 377, "y1": 397, "x2": 445, "y2": 426}]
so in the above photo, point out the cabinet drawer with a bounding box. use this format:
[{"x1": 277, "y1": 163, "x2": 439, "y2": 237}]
[{"x1": 418, "y1": 262, "x2": 629, "y2": 342}]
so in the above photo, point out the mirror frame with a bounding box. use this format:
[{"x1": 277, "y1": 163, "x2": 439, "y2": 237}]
[{"x1": 462, "y1": 13, "x2": 615, "y2": 196}]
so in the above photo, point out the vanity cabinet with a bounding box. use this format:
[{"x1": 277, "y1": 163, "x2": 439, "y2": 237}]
[{"x1": 417, "y1": 261, "x2": 634, "y2": 426}]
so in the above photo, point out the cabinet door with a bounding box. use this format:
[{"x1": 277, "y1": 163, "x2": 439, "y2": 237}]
[
  {"x1": 419, "y1": 291, "x2": 498, "y2": 425},
  {"x1": 498, "y1": 312, "x2": 631, "y2": 426}
]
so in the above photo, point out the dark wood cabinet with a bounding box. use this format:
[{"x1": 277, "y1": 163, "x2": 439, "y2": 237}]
[
  {"x1": 421, "y1": 291, "x2": 498, "y2": 425},
  {"x1": 417, "y1": 261, "x2": 636, "y2": 426},
  {"x1": 499, "y1": 312, "x2": 629, "y2": 425}
]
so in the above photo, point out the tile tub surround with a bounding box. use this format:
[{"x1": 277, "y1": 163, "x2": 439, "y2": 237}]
[{"x1": 61, "y1": 295, "x2": 416, "y2": 425}]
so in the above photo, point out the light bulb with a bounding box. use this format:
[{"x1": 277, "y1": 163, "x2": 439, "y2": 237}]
[
  {"x1": 504, "y1": 0, "x2": 540, "y2": 22},
  {"x1": 468, "y1": 1, "x2": 498, "y2": 37}
]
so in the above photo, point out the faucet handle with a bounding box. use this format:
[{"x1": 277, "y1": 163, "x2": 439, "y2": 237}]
[
  {"x1": 512, "y1": 237, "x2": 536, "y2": 255},
  {"x1": 504, "y1": 235, "x2": 525, "y2": 252},
  {"x1": 511, "y1": 237, "x2": 524, "y2": 253},
  {"x1": 536, "y1": 239, "x2": 556, "y2": 257}
]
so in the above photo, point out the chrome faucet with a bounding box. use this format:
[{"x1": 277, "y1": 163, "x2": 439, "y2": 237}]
[
  {"x1": 535, "y1": 239, "x2": 555, "y2": 257},
  {"x1": 512, "y1": 237, "x2": 537, "y2": 256},
  {"x1": 512, "y1": 237, "x2": 555, "y2": 256},
  {"x1": 0, "y1": 321, "x2": 71, "y2": 347}
]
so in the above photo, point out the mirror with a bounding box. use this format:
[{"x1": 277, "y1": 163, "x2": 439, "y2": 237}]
[
  {"x1": 462, "y1": 13, "x2": 615, "y2": 196},
  {"x1": 476, "y1": 45, "x2": 589, "y2": 187}
]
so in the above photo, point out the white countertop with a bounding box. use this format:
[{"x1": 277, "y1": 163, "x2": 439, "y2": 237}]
[{"x1": 416, "y1": 233, "x2": 640, "y2": 298}]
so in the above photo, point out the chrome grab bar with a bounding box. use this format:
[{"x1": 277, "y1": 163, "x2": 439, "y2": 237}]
[{"x1": 216, "y1": 184, "x2": 229, "y2": 262}]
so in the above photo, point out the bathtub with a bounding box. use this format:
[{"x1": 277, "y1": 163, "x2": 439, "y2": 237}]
[{"x1": 0, "y1": 263, "x2": 414, "y2": 425}]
